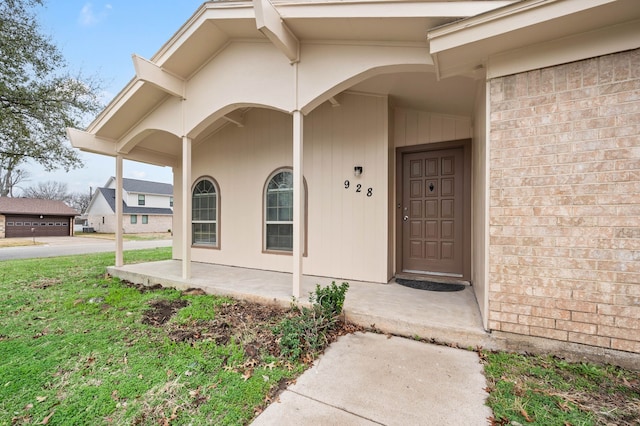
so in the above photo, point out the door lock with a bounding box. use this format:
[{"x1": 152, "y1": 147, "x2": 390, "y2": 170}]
[{"x1": 403, "y1": 215, "x2": 409, "y2": 221}]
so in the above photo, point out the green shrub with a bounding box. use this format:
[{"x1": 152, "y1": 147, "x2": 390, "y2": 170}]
[
  {"x1": 274, "y1": 281, "x2": 349, "y2": 360},
  {"x1": 309, "y1": 281, "x2": 349, "y2": 318}
]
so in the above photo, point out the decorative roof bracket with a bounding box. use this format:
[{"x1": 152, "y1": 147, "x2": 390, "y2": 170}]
[
  {"x1": 253, "y1": 0, "x2": 299, "y2": 63},
  {"x1": 222, "y1": 110, "x2": 245, "y2": 127},
  {"x1": 132, "y1": 54, "x2": 185, "y2": 99}
]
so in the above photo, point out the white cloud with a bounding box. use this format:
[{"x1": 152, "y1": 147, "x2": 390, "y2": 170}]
[
  {"x1": 78, "y1": 3, "x2": 112, "y2": 27},
  {"x1": 129, "y1": 170, "x2": 148, "y2": 180}
]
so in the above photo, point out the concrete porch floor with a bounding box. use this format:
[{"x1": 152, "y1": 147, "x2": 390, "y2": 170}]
[{"x1": 108, "y1": 260, "x2": 491, "y2": 349}]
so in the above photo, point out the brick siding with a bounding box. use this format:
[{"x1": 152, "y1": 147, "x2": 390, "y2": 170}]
[
  {"x1": 86, "y1": 214, "x2": 172, "y2": 234},
  {"x1": 489, "y1": 49, "x2": 640, "y2": 354}
]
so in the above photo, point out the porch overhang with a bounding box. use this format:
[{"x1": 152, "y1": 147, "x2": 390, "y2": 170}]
[
  {"x1": 68, "y1": 0, "x2": 517, "y2": 164},
  {"x1": 428, "y1": 0, "x2": 640, "y2": 79}
]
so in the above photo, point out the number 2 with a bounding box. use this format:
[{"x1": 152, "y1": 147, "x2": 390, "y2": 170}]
[{"x1": 356, "y1": 184, "x2": 362, "y2": 193}]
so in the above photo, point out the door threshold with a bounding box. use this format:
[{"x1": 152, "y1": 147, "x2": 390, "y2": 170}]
[{"x1": 395, "y1": 272, "x2": 470, "y2": 286}]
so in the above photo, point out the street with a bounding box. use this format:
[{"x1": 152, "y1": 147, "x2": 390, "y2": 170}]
[{"x1": 0, "y1": 236, "x2": 171, "y2": 261}]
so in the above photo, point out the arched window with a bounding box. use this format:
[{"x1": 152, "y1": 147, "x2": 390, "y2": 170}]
[
  {"x1": 192, "y1": 177, "x2": 219, "y2": 247},
  {"x1": 264, "y1": 169, "x2": 294, "y2": 252}
]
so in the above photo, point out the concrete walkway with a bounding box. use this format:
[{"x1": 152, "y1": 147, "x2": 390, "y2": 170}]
[{"x1": 252, "y1": 332, "x2": 493, "y2": 425}]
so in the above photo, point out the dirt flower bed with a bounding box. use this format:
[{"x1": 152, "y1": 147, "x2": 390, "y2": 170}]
[
  {"x1": 132, "y1": 282, "x2": 363, "y2": 416},
  {"x1": 139, "y1": 287, "x2": 362, "y2": 363}
]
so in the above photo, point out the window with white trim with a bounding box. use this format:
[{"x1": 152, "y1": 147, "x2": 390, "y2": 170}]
[
  {"x1": 192, "y1": 178, "x2": 218, "y2": 247},
  {"x1": 264, "y1": 170, "x2": 294, "y2": 251}
]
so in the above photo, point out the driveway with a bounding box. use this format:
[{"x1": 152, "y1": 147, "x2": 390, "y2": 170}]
[{"x1": 0, "y1": 236, "x2": 171, "y2": 261}]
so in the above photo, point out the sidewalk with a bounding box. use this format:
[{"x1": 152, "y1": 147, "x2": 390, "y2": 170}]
[{"x1": 252, "y1": 332, "x2": 492, "y2": 425}]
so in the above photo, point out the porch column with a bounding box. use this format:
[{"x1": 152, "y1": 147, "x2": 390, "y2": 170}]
[
  {"x1": 115, "y1": 155, "x2": 123, "y2": 267},
  {"x1": 292, "y1": 110, "x2": 303, "y2": 298},
  {"x1": 181, "y1": 136, "x2": 192, "y2": 279}
]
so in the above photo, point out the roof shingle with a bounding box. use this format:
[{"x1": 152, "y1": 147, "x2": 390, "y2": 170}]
[
  {"x1": 0, "y1": 198, "x2": 79, "y2": 216},
  {"x1": 98, "y1": 188, "x2": 173, "y2": 215}
]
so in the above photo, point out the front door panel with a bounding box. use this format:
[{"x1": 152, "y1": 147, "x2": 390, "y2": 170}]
[{"x1": 402, "y1": 148, "x2": 464, "y2": 276}]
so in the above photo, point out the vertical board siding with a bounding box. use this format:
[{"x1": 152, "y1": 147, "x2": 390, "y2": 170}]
[
  {"x1": 178, "y1": 93, "x2": 389, "y2": 282},
  {"x1": 394, "y1": 108, "x2": 472, "y2": 147},
  {"x1": 305, "y1": 93, "x2": 389, "y2": 282}
]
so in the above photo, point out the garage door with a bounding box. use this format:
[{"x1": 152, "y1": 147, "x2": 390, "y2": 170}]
[{"x1": 5, "y1": 216, "x2": 71, "y2": 238}]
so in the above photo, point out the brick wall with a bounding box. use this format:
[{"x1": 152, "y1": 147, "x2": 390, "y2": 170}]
[
  {"x1": 86, "y1": 214, "x2": 172, "y2": 234},
  {"x1": 489, "y1": 49, "x2": 640, "y2": 354}
]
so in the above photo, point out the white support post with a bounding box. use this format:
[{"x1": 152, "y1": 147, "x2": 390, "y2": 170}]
[
  {"x1": 292, "y1": 110, "x2": 304, "y2": 298},
  {"x1": 181, "y1": 136, "x2": 192, "y2": 279},
  {"x1": 115, "y1": 155, "x2": 123, "y2": 267}
]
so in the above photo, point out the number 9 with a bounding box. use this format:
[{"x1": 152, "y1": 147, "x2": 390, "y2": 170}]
[{"x1": 344, "y1": 180, "x2": 350, "y2": 189}]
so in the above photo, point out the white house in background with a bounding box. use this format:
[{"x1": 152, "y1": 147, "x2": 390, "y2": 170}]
[{"x1": 85, "y1": 177, "x2": 173, "y2": 233}]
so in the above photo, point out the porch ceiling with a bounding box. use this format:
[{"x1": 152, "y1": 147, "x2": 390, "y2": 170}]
[{"x1": 350, "y1": 71, "x2": 476, "y2": 116}]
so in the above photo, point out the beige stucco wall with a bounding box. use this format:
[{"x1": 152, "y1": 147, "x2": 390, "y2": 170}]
[
  {"x1": 174, "y1": 92, "x2": 390, "y2": 283},
  {"x1": 0, "y1": 214, "x2": 5, "y2": 238},
  {"x1": 489, "y1": 48, "x2": 640, "y2": 354}
]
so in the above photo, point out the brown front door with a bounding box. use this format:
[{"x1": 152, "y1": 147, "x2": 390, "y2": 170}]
[{"x1": 401, "y1": 148, "x2": 464, "y2": 277}]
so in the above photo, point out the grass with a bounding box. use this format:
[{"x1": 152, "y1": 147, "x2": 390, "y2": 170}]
[
  {"x1": 0, "y1": 248, "x2": 304, "y2": 425},
  {"x1": 2, "y1": 249, "x2": 638, "y2": 425},
  {"x1": 0, "y1": 239, "x2": 45, "y2": 248},
  {"x1": 0, "y1": 233, "x2": 170, "y2": 248},
  {"x1": 483, "y1": 350, "x2": 640, "y2": 425},
  {"x1": 74, "y1": 232, "x2": 172, "y2": 241}
]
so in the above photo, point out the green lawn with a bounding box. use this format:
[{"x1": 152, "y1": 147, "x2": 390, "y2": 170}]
[
  {"x1": 2, "y1": 249, "x2": 638, "y2": 425},
  {"x1": 483, "y1": 350, "x2": 640, "y2": 425},
  {"x1": 0, "y1": 248, "x2": 304, "y2": 425}
]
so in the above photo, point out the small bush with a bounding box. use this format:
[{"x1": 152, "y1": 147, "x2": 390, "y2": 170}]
[
  {"x1": 274, "y1": 281, "x2": 349, "y2": 360},
  {"x1": 309, "y1": 281, "x2": 349, "y2": 318}
]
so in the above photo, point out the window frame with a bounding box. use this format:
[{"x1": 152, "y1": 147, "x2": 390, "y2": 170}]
[
  {"x1": 142, "y1": 215, "x2": 148, "y2": 224},
  {"x1": 191, "y1": 176, "x2": 220, "y2": 249},
  {"x1": 262, "y1": 167, "x2": 307, "y2": 255},
  {"x1": 130, "y1": 215, "x2": 137, "y2": 224},
  {"x1": 138, "y1": 194, "x2": 145, "y2": 206}
]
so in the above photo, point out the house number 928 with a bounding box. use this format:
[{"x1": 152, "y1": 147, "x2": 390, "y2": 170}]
[{"x1": 344, "y1": 180, "x2": 373, "y2": 197}]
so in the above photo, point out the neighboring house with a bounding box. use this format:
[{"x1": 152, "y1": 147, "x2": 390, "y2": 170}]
[
  {"x1": 85, "y1": 177, "x2": 173, "y2": 233},
  {"x1": 0, "y1": 198, "x2": 77, "y2": 238},
  {"x1": 68, "y1": 0, "x2": 640, "y2": 357}
]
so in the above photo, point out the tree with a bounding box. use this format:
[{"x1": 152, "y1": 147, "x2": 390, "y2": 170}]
[
  {"x1": 0, "y1": 0, "x2": 102, "y2": 197},
  {"x1": 2, "y1": 168, "x2": 30, "y2": 197},
  {"x1": 21, "y1": 181, "x2": 92, "y2": 213},
  {"x1": 68, "y1": 191, "x2": 91, "y2": 214},
  {"x1": 21, "y1": 180, "x2": 70, "y2": 201}
]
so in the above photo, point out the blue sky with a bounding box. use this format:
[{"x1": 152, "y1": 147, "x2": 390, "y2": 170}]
[{"x1": 25, "y1": 1, "x2": 204, "y2": 194}]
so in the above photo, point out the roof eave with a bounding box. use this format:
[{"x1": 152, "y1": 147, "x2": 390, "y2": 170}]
[{"x1": 428, "y1": 0, "x2": 640, "y2": 79}]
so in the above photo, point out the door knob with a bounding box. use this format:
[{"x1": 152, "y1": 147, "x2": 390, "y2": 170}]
[{"x1": 403, "y1": 215, "x2": 409, "y2": 221}]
